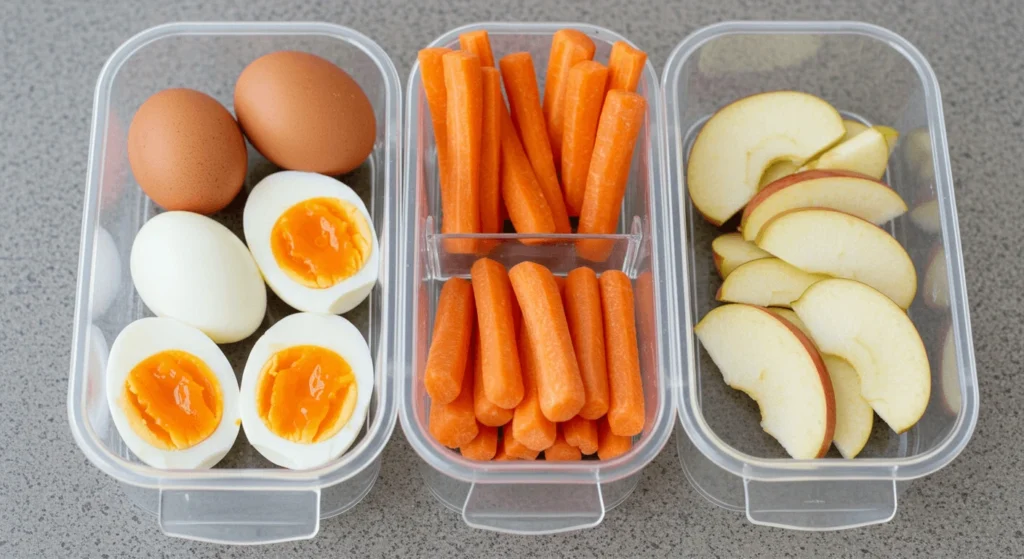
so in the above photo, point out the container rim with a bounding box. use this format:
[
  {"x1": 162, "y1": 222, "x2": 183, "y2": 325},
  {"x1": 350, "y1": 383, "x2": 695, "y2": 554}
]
[
  {"x1": 67, "y1": 21, "x2": 403, "y2": 491},
  {"x1": 663, "y1": 20, "x2": 979, "y2": 481}
]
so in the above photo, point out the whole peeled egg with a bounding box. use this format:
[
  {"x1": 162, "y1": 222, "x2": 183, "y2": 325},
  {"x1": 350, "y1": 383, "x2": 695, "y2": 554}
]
[
  {"x1": 127, "y1": 88, "x2": 248, "y2": 214},
  {"x1": 234, "y1": 51, "x2": 376, "y2": 175}
]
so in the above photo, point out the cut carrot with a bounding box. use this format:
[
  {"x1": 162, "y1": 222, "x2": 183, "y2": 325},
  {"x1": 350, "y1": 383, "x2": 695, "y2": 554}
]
[
  {"x1": 458, "y1": 30, "x2": 495, "y2": 67},
  {"x1": 543, "y1": 29, "x2": 596, "y2": 169},
  {"x1": 508, "y1": 262, "x2": 586, "y2": 422},
  {"x1": 424, "y1": 278, "x2": 476, "y2": 404},
  {"x1": 562, "y1": 415, "x2": 599, "y2": 455},
  {"x1": 512, "y1": 321, "x2": 557, "y2": 451},
  {"x1": 418, "y1": 48, "x2": 453, "y2": 210},
  {"x1": 597, "y1": 416, "x2": 632, "y2": 460},
  {"x1": 493, "y1": 444, "x2": 516, "y2": 461},
  {"x1": 479, "y1": 68, "x2": 503, "y2": 238},
  {"x1": 503, "y1": 428, "x2": 540, "y2": 460},
  {"x1": 471, "y1": 258, "x2": 524, "y2": 409},
  {"x1": 635, "y1": 271, "x2": 656, "y2": 377},
  {"x1": 544, "y1": 427, "x2": 583, "y2": 461},
  {"x1": 442, "y1": 51, "x2": 483, "y2": 253},
  {"x1": 561, "y1": 61, "x2": 609, "y2": 216},
  {"x1": 499, "y1": 52, "x2": 571, "y2": 233},
  {"x1": 607, "y1": 41, "x2": 647, "y2": 93},
  {"x1": 499, "y1": 106, "x2": 556, "y2": 240},
  {"x1": 460, "y1": 424, "x2": 498, "y2": 460},
  {"x1": 577, "y1": 90, "x2": 647, "y2": 261},
  {"x1": 564, "y1": 267, "x2": 610, "y2": 419},
  {"x1": 553, "y1": 274, "x2": 566, "y2": 296},
  {"x1": 600, "y1": 270, "x2": 645, "y2": 437},
  {"x1": 473, "y1": 332, "x2": 514, "y2": 426},
  {"x1": 429, "y1": 365, "x2": 479, "y2": 448}
]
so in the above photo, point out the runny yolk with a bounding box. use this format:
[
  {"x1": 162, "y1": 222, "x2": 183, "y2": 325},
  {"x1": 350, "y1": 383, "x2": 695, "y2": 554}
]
[
  {"x1": 122, "y1": 350, "x2": 223, "y2": 451},
  {"x1": 271, "y1": 197, "x2": 372, "y2": 289},
  {"x1": 256, "y1": 345, "x2": 358, "y2": 444}
]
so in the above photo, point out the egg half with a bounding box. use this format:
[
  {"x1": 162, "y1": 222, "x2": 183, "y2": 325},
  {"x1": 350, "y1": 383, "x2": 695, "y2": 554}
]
[
  {"x1": 243, "y1": 171, "x2": 379, "y2": 314},
  {"x1": 106, "y1": 317, "x2": 240, "y2": 469},
  {"x1": 240, "y1": 312, "x2": 373, "y2": 470}
]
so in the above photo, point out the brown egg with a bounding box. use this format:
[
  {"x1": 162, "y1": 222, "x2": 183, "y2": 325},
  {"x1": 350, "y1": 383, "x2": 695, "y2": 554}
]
[
  {"x1": 234, "y1": 51, "x2": 376, "y2": 175},
  {"x1": 127, "y1": 88, "x2": 247, "y2": 214}
]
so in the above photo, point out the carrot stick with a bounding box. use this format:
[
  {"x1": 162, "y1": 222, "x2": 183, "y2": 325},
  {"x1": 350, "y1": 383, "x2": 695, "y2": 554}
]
[
  {"x1": 493, "y1": 444, "x2": 516, "y2": 461},
  {"x1": 460, "y1": 424, "x2": 498, "y2": 460},
  {"x1": 599, "y1": 270, "x2": 645, "y2": 437},
  {"x1": 418, "y1": 48, "x2": 453, "y2": 212},
  {"x1": 544, "y1": 427, "x2": 583, "y2": 461},
  {"x1": 458, "y1": 30, "x2": 495, "y2": 67},
  {"x1": 442, "y1": 51, "x2": 483, "y2": 254},
  {"x1": 561, "y1": 61, "x2": 609, "y2": 216},
  {"x1": 508, "y1": 262, "x2": 586, "y2": 422},
  {"x1": 607, "y1": 41, "x2": 647, "y2": 93},
  {"x1": 562, "y1": 415, "x2": 599, "y2": 455},
  {"x1": 499, "y1": 52, "x2": 571, "y2": 234},
  {"x1": 429, "y1": 364, "x2": 478, "y2": 448},
  {"x1": 472, "y1": 332, "x2": 514, "y2": 426},
  {"x1": 503, "y1": 427, "x2": 540, "y2": 460},
  {"x1": 597, "y1": 416, "x2": 632, "y2": 460},
  {"x1": 499, "y1": 106, "x2": 556, "y2": 240},
  {"x1": 471, "y1": 258, "x2": 524, "y2": 409},
  {"x1": 512, "y1": 321, "x2": 557, "y2": 451},
  {"x1": 553, "y1": 274, "x2": 567, "y2": 295},
  {"x1": 577, "y1": 90, "x2": 647, "y2": 261},
  {"x1": 564, "y1": 267, "x2": 610, "y2": 419},
  {"x1": 479, "y1": 68, "x2": 503, "y2": 236},
  {"x1": 543, "y1": 29, "x2": 596, "y2": 170},
  {"x1": 424, "y1": 278, "x2": 476, "y2": 404}
]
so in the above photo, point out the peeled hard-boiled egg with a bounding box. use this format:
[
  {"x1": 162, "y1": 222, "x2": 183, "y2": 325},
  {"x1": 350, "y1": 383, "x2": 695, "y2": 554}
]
[
  {"x1": 106, "y1": 317, "x2": 241, "y2": 469},
  {"x1": 240, "y1": 313, "x2": 373, "y2": 470},
  {"x1": 243, "y1": 171, "x2": 379, "y2": 314}
]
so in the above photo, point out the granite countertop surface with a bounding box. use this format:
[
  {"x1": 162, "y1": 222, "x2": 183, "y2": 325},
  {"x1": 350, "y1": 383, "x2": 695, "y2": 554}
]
[{"x1": 3, "y1": 0, "x2": 1022, "y2": 556}]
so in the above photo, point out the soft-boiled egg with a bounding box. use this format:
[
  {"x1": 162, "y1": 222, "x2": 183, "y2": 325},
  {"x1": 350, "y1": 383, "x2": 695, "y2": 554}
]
[
  {"x1": 106, "y1": 317, "x2": 240, "y2": 469},
  {"x1": 240, "y1": 312, "x2": 373, "y2": 470},
  {"x1": 243, "y1": 171, "x2": 379, "y2": 314}
]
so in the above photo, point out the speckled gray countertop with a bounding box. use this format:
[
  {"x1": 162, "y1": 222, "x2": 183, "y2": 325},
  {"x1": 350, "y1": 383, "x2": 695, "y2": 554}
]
[{"x1": 2, "y1": 0, "x2": 1022, "y2": 557}]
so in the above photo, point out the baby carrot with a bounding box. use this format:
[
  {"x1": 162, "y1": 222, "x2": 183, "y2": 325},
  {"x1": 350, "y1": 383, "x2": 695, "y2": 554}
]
[
  {"x1": 499, "y1": 52, "x2": 572, "y2": 234},
  {"x1": 512, "y1": 321, "x2": 557, "y2": 451},
  {"x1": 493, "y1": 445, "x2": 516, "y2": 461},
  {"x1": 471, "y1": 258, "x2": 524, "y2": 409},
  {"x1": 597, "y1": 416, "x2": 632, "y2": 460},
  {"x1": 544, "y1": 427, "x2": 583, "y2": 461},
  {"x1": 442, "y1": 51, "x2": 483, "y2": 254},
  {"x1": 553, "y1": 274, "x2": 567, "y2": 295},
  {"x1": 561, "y1": 61, "x2": 609, "y2": 216},
  {"x1": 503, "y1": 428, "x2": 540, "y2": 460},
  {"x1": 458, "y1": 30, "x2": 495, "y2": 67},
  {"x1": 473, "y1": 332, "x2": 514, "y2": 426},
  {"x1": 543, "y1": 29, "x2": 596, "y2": 169},
  {"x1": 479, "y1": 68, "x2": 503, "y2": 237},
  {"x1": 424, "y1": 278, "x2": 476, "y2": 404},
  {"x1": 429, "y1": 366, "x2": 479, "y2": 448},
  {"x1": 562, "y1": 415, "x2": 599, "y2": 455},
  {"x1": 564, "y1": 267, "x2": 610, "y2": 419},
  {"x1": 600, "y1": 271, "x2": 645, "y2": 437},
  {"x1": 418, "y1": 48, "x2": 453, "y2": 208},
  {"x1": 508, "y1": 262, "x2": 586, "y2": 422},
  {"x1": 499, "y1": 106, "x2": 557, "y2": 240},
  {"x1": 607, "y1": 41, "x2": 647, "y2": 93},
  {"x1": 577, "y1": 90, "x2": 647, "y2": 262},
  {"x1": 460, "y1": 424, "x2": 498, "y2": 460}
]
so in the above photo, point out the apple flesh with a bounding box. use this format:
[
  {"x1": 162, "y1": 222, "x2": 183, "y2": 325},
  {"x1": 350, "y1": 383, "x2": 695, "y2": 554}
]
[
  {"x1": 717, "y1": 258, "x2": 826, "y2": 308},
  {"x1": 759, "y1": 161, "x2": 800, "y2": 188},
  {"x1": 940, "y1": 325, "x2": 960, "y2": 415},
  {"x1": 712, "y1": 233, "x2": 771, "y2": 278},
  {"x1": 841, "y1": 119, "x2": 868, "y2": 141},
  {"x1": 923, "y1": 245, "x2": 950, "y2": 309},
  {"x1": 801, "y1": 126, "x2": 891, "y2": 179},
  {"x1": 910, "y1": 199, "x2": 941, "y2": 234}
]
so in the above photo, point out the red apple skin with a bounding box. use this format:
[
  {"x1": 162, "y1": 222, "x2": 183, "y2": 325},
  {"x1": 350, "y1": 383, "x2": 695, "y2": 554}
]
[
  {"x1": 712, "y1": 252, "x2": 724, "y2": 277},
  {"x1": 741, "y1": 169, "x2": 889, "y2": 230}
]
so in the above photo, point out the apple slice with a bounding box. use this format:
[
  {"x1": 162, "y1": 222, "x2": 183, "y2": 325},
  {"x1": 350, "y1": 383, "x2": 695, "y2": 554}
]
[
  {"x1": 712, "y1": 233, "x2": 771, "y2": 278},
  {"x1": 792, "y1": 279, "x2": 930, "y2": 434},
  {"x1": 759, "y1": 161, "x2": 800, "y2": 188},
  {"x1": 801, "y1": 126, "x2": 890, "y2": 179},
  {"x1": 695, "y1": 303, "x2": 835, "y2": 459},
  {"x1": 940, "y1": 325, "x2": 960, "y2": 414},
  {"x1": 841, "y1": 119, "x2": 868, "y2": 141},
  {"x1": 687, "y1": 91, "x2": 845, "y2": 225},
  {"x1": 766, "y1": 308, "x2": 812, "y2": 338},
  {"x1": 717, "y1": 258, "x2": 826, "y2": 308},
  {"x1": 923, "y1": 245, "x2": 949, "y2": 309},
  {"x1": 756, "y1": 208, "x2": 917, "y2": 309},
  {"x1": 910, "y1": 199, "x2": 941, "y2": 234},
  {"x1": 741, "y1": 170, "x2": 908, "y2": 242},
  {"x1": 875, "y1": 125, "x2": 899, "y2": 154}
]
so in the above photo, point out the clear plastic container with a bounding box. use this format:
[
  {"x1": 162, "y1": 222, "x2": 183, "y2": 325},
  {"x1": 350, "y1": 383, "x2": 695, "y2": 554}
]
[
  {"x1": 397, "y1": 23, "x2": 675, "y2": 534},
  {"x1": 66, "y1": 22, "x2": 402, "y2": 544},
  {"x1": 663, "y1": 21, "x2": 979, "y2": 530}
]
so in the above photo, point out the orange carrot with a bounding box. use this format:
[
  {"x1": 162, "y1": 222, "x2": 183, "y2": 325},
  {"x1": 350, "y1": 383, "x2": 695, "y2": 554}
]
[
  {"x1": 460, "y1": 424, "x2": 498, "y2": 460},
  {"x1": 607, "y1": 41, "x2": 647, "y2": 93},
  {"x1": 597, "y1": 416, "x2": 632, "y2": 460},
  {"x1": 508, "y1": 262, "x2": 586, "y2": 422},
  {"x1": 442, "y1": 51, "x2": 483, "y2": 253},
  {"x1": 499, "y1": 52, "x2": 571, "y2": 233},
  {"x1": 512, "y1": 321, "x2": 557, "y2": 451},
  {"x1": 479, "y1": 68, "x2": 503, "y2": 236},
  {"x1": 473, "y1": 332, "x2": 514, "y2": 426},
  {"x1": 471, "y1": 258, "x2": 524, "y2": 409},
  {"x1": 577, "y1": 90, "x2": 647, "y2": 261},
  {"x1": 424, "y1": 278, "x2": 476, "y2": 404},
  {"x1": 553, "y1": 274, "x2": 567, "y2": 295},
  {"x1": 503, "y1": 428, "x2": 540, "y2": 460},
  {"x1": 458, "y1": 30, "x2": 495, "y2": 67},
  {"x1": 543, "y1": 29, "x2": 596, "y2": 169},
  {"x1": 499, "y1": 106, "x2": 556, "y2": 240},
  {"x1": 564, "y1": 267, "x2": 610, "y2": 419},
  {"x1": 429, "y1": 365, "x2": 479, "y2": 448},
  {"x1": 493, "y1": 444, "x2": 516, "y2": 461},
  {"x1": 418, "y1": 48, "x2": 453, "y2": 210},
  {"x1": 544, "y1": 427, "x2": 583, "y2": 461},
  {"x1": 561, "y1": 61, "x2": 609, "y2": 216},
  {"x1": 562, "y1": 415, "x2": 599, "y2": 455},
  {"x1": 599, "y1": 271, "x2": 645, "y2": 437}
]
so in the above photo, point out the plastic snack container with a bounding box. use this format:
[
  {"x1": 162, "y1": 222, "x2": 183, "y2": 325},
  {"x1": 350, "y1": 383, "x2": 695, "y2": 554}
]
[
  {"x1": 67, "y1": 22, "x2": 402, "y2": 544},
  {"x1": 397, "y1": 22, "x2": 676, "y2": 534},
  {"x1": 662, "y1": 21, "x2": 979, "y2": 530}
]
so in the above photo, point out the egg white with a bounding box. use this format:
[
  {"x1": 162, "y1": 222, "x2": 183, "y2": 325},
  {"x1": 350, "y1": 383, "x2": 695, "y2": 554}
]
[
  {"x1": 243, "y1": 171, "x2": 379, "y2": 314},
  {"x1": 239, "y1": 312, "x2": 374, "y2": 470},
  {"x1": 105, "y1": 317, "x2": 240, "y2": 469}
]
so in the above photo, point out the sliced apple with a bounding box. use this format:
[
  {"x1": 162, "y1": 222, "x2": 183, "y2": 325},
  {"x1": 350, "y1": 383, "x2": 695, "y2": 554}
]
[
  {"x1": 717, "y1": 258, "x2": 826, "y2": 308},
  {"x1": 940, "y1": 325, "x2": 960, "y2": 414},
  {"x1": 801, "y1": 126, "x2": 890, "y2": 179},
  {"x1": 687, "y1": 91, "x2": 845, "y2": 225},
  {"x1": 910, "y1": 199, "x2": 941, "y2": 234},
  {"x1": 923, "y1": 245, "x2": 950, "y2": 309},
  {"x1": 841, "y1": 119, "x2": 868, "y2": 141},
  {"x1": 766, "y1": 308, "x2": 812, "y2": 338},
  {"x1": 792, "y1": 279, "x2": 930, "y2": 434},
  {"x1": 712, "y1": 233, "x2": 771, "y2": 278},
  {"x1": 759, "y1": 160, "x2": 800, "y2": 188},
  {"x1": 741, "y1": 169, "x2": 908, "y2": 241},
  {"x1": 875, "y1": 125, "x2": 899, "y2": 154},
  {"x1": 695, "y1": 303, "x2": 835, "y2": 459},
  {"x1": 756, "y1": 208, "x2": 917, "y2": 309},
  {"x1": 905, "y1": 128, "x2": 934, "y2": 178}
]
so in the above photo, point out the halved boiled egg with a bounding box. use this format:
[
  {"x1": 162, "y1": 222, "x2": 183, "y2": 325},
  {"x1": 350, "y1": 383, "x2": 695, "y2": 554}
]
[
  {"x1": 105, "y1": 317, "x2": 240, "y2": 469},
  {"x1": 243, "y1": 171, "x2": 379, "y2": 314},
  {"x1": 240, "y1": 312, "x2": 373, "y2": 470}
]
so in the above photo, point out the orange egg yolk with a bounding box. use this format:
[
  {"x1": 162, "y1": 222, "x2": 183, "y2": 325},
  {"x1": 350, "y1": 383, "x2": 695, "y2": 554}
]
[
  {"x1": 122, "y1": 350, "x2": 223, "y2": 451},
  {"x1": 256, "y1": 345, "x2": 358, "y2": 444},
  {"x1": 271, "y1": 197, "x2": 371, "y2": 289}
]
